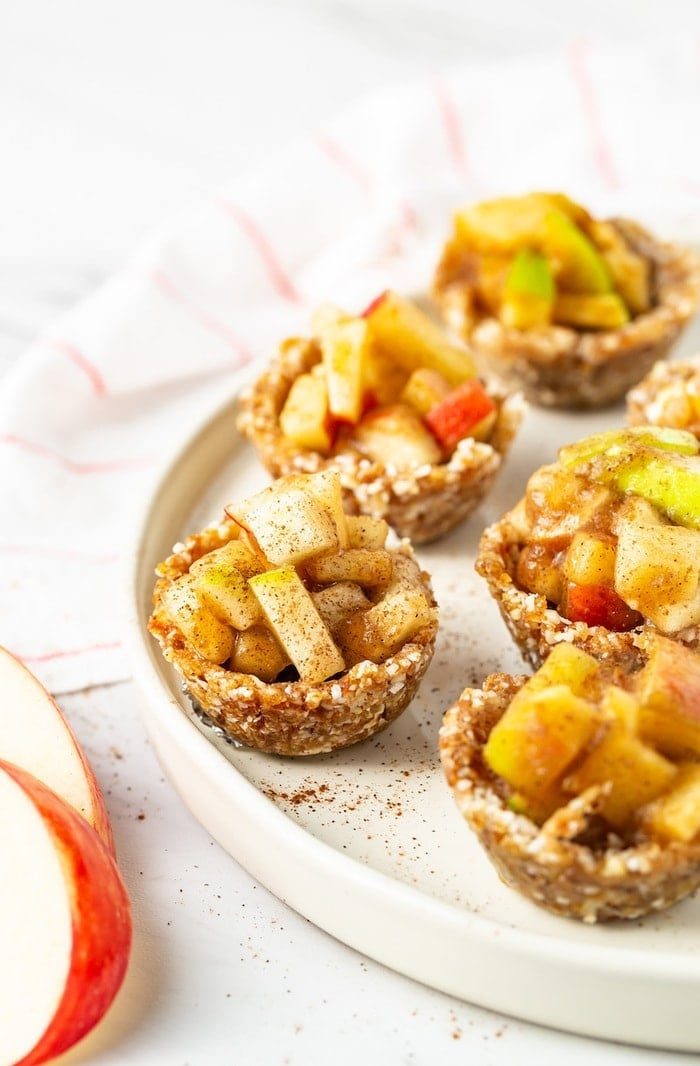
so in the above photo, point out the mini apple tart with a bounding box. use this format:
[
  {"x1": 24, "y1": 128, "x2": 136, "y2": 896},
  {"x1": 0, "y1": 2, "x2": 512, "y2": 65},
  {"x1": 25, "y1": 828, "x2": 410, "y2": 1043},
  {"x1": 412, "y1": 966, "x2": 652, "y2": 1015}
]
[
  {"x1": 148, "y1": 470, "x2": 438, "y2": 756},
  {"x1": 433, "y1": 192, "x2": 700, "y2": 408},
  {"x1": 627, "y1": 354, "x2": 700, "y2": 439},
  {"x1": 477, "y1": 425, "x2": 700, "y2": 673},
  {"x1": 237, "y1": 291, "x2": 524, "y2": 544},
  {"x1": 439, "y1": 639, "x2": 700, "y2": 922}
]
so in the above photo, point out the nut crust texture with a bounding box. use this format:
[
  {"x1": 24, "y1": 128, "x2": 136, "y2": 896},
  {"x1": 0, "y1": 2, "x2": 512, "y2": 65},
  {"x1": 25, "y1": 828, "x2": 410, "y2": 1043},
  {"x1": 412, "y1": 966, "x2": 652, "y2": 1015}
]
[
  {"x1": 236, "y1": 338, "x2": 524, "y2": 545},
  {"x1": 434, "y1": 219, "x2": 700, "y2": 409},
  {"x1": 148, "y1": 521, "x2": 438, "y2": 756},
  {"x1": 475, "y1": 506, "x2": 700, "y2": 674},
  {"x1": 439, "y1": 674, "x2": 700, "y2": 922}
]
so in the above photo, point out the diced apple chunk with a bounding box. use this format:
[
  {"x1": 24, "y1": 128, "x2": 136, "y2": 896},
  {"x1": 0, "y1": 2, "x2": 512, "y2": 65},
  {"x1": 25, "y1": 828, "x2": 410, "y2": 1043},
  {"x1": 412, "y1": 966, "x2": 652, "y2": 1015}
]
[
  {"x1": 399, "y1": 367, "x2": 451, "y2": 415},
  {"x1": 363, "y1": 290, "x2": 476, "y2": 386},
  {"x1": 563, "y1": 722, "x2": 676, "y2": 832},
  {"x1": 346, "y1": 514, "x2": 390, "y2": 550},
  {"x1": 230, "y1": 624, "x2": 291, "y2": 682},
  {"x1": 635, "y1": 636, "x2": 700, "y2": 759},
  {"x1": 161, "y1": 575, "x2": 235, "y2": 663},
  {"x1": 311, "y1": 581, "x2": 371, "y2": 638},
  {"x1": 305, "y1": 548, "x2": 393, "y2": 586},
  {"x1": 336, "y1": 579, "x2": 435, "y2": 665},
  {"x1": 191, "y1": 562, "x2": 261, "y2": 631},
  {"x1": 484, "y1": 685, "x2": 601, "y2": 795},
  {"x1": 249, "y1": 567, "x2": 345, "y2": 684},
  {"x1": 318, "y1": 314, "x2": 370, "y2": 423},
  {"x1": 424, "y1": 378, "x2": 497, "y2": 452},
  {"x1": 349, "y1": 403, "x2": 442, "y2": 468},
  {"x1": 227, "y1": 479, "x2": 341, "y2": 566},
  {"x1": 562, "y1": 532, "x2": 617, "y2": 586},
  {"x1": 190, "y1": 538, "x2": 263, "y2": 579},
  {"x1": 614, "y1": 516, "x2": 700, "y2": 633},
  {"x1": 641, "y1": 764, "x2": 700, "y2": 841},
  {"x1": 279, "y1": 371, "x2": 333, "y2": 453}
]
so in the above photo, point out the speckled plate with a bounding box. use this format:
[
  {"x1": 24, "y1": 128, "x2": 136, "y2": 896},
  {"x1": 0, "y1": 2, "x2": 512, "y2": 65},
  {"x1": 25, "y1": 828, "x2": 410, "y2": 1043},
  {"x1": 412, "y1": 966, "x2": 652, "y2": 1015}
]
[{"x1": 127, "y1": 335, "x2": 700, "y2": 1051}]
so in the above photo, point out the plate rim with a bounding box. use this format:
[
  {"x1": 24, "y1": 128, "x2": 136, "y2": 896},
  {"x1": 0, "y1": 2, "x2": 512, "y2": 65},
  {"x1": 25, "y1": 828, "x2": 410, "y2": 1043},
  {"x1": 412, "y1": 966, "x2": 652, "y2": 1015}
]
[{"x1": 123, "y1": 382, "x2": 700, "y2": 1052}]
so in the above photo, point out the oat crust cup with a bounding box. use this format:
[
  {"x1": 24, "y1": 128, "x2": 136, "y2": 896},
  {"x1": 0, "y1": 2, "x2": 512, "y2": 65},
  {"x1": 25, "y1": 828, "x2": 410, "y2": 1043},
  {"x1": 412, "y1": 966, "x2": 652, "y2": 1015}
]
[
  {"x1": 434, "y1": 206, "x2": 700, "y2": 409},
  {"x1": 237, "y1": 316, "x2": 524, "y2": 546},
  {"x1": 439, "y1": 672, "x2": 700, "y2": 923},
  {"x1": 148, "y1": 519, "x2": 438, "y2": 757}
]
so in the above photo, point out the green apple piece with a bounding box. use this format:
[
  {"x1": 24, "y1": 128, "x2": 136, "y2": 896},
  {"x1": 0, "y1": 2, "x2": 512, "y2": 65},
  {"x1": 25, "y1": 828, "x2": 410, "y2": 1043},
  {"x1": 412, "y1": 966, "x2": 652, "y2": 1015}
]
[
  {"x1": 615, "y1": 450, "x2": 700, "y2": 531},
  {"x1": 248, "y1": 567, "x2": 345, "y2": 684},
  {"x1": 559, "y1": 426, "x2": 700, "y2": 471},
  {"x1": 540, "y1": 209, "x2": 613, "y2": 294},
  {"x1": 635, "y1": 635, "x2": 700, "y2": 759},
  {"x1": 500, "y1": 249, "x2": 554, "y2": 329}
]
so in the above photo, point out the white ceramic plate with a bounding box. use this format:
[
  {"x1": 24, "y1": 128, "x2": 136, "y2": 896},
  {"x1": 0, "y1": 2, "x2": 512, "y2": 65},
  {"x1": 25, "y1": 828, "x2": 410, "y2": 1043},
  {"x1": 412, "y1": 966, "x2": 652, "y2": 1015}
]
[{"x1": 126, "y1": 329, "x2": 700, "y2": 1051}]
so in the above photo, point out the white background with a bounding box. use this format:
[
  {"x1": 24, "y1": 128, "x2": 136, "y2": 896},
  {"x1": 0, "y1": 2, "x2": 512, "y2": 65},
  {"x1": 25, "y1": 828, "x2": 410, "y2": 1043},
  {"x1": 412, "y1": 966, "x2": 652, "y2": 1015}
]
[{"x1": 4, "y1": 3, "x2": 700, "y2": 1064}]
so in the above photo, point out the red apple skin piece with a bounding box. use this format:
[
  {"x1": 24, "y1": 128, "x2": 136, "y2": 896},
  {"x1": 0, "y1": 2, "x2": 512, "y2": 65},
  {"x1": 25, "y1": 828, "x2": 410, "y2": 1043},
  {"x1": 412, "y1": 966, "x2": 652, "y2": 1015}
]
[
  {"x1": 360, "y1": 290, "x2": 388, "y2": 319},
  {"x1": 561, "y1": 580, "x2": 644, "y2": 631},
  {"x1": 1, "y1": 760, "x2": 132, "y2": 1066},
  {"x1": 0, "y1": 646, "x2": 115, "y2": 856},
  {"x1": 424, "y1": 379, "x2": 497, "y2": 453}
]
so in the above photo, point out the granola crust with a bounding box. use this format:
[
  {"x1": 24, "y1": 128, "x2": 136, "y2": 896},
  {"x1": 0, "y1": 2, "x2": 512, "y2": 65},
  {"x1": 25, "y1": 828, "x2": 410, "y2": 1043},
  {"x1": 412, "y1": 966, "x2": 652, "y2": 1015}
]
[
  {"x1": 434, "y1": 219, "x2": 700, "y2": 409},
  {"x1": 439, "y1": 673, "x2": 700, "y2": 922},
  {"x1": 627, "y1": 354, "x2": 700, "y2": 438},
  {"x1": 148, "y1": 521, "x2": 438, "y2": 756},
  {"x1": 475, "y1": 506, "x2": 700, "y2": 673},
  {"x1": 236, "y1": 337, "x2": 524, "y2": 545}
]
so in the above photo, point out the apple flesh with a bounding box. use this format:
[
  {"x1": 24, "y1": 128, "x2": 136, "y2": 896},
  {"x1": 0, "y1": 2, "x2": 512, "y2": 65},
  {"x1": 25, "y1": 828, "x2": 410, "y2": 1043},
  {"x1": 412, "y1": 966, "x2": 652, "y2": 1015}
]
[
  {"x1": 0, "y1": 646, "x2": 114, "y2": 854},
  {"x1": 0, "y1": 760, "x2": 131, "y2": 1066}
]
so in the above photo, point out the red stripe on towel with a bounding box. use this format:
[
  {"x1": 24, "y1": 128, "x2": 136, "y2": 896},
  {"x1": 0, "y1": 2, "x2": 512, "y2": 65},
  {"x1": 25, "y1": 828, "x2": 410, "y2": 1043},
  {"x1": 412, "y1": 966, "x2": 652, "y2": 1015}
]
[
  {"x1": 217, "y1": 199, "x2": 304, "y2": 305},
  {"x1": 0, "y1": 433, "x2": 154, "y2": 474},
  {"x1": 45, "y1": 338, "x2": 107, "y2": 396},
  {"x1": 19, "y1": 641, "x2": 123, "y2": 665},
  {"x1": 315, "y1": 133, "x2": 373, "y2": 194},
  {"x1": 568, "y1": 40, "x2": 618, "y2": 190},
  {"x1": 435, "y1": 81, "x2": 470, "y2": 182},
  {"x1": 150, "y1": 268, "x2": 253, "y2": 365}
]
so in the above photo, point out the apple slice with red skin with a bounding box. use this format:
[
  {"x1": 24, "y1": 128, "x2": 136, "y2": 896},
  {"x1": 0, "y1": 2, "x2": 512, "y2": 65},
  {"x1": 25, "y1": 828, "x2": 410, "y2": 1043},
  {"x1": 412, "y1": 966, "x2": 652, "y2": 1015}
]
[
  {"x1": 424, "y1": 379, "x2": 497, "y2": 454},
  {"x1": 0, "y1": 646, "x2": 114, "y2": 854},
  {"x1": 560, "y1": 580, "x2": 643, "y2": 631},
  {"x1": 0, "y1": 760, "x2": 132, "y2": 1066}
]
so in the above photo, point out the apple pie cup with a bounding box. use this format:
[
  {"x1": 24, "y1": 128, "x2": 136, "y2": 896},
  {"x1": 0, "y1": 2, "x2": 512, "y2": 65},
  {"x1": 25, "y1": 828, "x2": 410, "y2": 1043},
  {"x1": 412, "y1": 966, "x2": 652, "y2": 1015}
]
[
  {"x1": 627, "y1": 353, "x2": 700, "y2": 439},
  {"x1": 439, "y1": 666, "x2": 700, "y2": 923},
  {"x1": 434, "y1": 215, "x2": 700, "y2": 409},
  {"x1": 237, "y1": 335, "x2": 524, "y2": 545},
  {"x1": 148, "y1": 518, "x2": 438, "y2": 757},
  {"x1": 476, "y1": 426, "x2": 700, "y2": 673}
]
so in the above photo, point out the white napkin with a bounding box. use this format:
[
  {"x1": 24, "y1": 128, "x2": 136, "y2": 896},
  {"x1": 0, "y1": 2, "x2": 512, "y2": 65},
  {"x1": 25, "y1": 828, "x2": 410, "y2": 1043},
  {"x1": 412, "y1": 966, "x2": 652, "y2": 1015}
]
[{"x1": 2, "y1": 35, "x2": 700, "y2": 694}]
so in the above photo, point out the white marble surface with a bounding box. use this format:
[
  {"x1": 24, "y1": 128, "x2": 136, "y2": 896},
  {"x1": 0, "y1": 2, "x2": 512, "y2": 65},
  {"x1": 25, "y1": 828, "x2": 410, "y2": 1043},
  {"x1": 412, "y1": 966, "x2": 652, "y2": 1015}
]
[{"x1": 5, "y1": 2, "x2": 700, "y2": 1064}]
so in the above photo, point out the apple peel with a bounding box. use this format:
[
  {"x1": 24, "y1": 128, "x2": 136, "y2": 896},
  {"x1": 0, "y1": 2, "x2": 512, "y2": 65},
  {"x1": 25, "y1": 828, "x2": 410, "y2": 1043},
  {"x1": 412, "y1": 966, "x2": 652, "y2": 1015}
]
[{"x1": 0, "y1": 761, "x2": 131, "y2": 1066}]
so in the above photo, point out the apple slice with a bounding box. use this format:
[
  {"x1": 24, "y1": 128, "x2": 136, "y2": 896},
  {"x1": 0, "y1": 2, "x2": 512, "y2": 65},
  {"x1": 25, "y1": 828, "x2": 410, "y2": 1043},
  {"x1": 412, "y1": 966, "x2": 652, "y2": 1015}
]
[
  {"x1": 0, "y1": 760, "x2": 131, "y2": 1066},
  {"x1": 0, "y1": 646, "x2": 114, "y2": 854}
]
